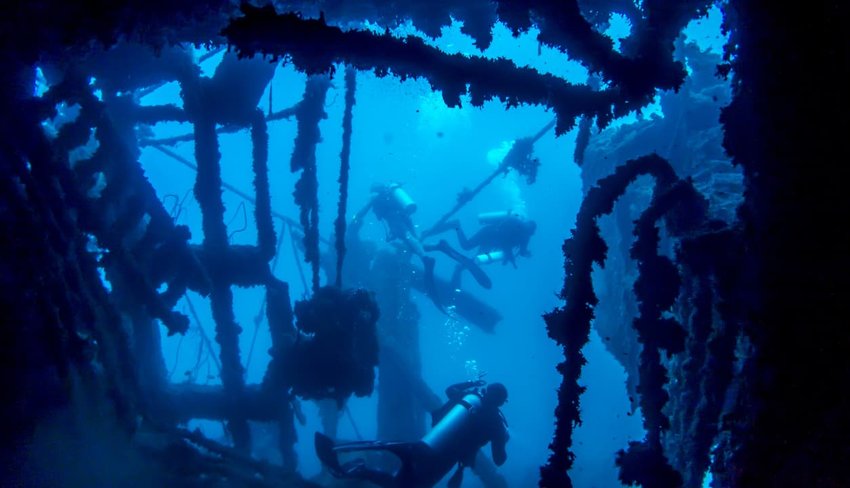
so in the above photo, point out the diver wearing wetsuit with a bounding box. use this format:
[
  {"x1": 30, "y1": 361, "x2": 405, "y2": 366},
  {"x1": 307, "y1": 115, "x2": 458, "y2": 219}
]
[
  {"x1": 368, "y1": 182, "x2": 424, "y2": 255},
  {"x1": 431, "y1": 211, "x2": 535, "y2": 287},
  {"x1": 315, "y1": 381, "x2": 509, "y2": 488},
  {"x1": 451, "y1": 211, "x2": 536, "y2": 267},
  {"x1": 361, "y1": 183, "x2": 493, "y2": 297}
]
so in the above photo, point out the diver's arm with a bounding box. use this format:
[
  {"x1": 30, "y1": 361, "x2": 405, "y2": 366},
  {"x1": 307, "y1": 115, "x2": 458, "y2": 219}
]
[
  {"x1": 518, "y1": 238, "x2": 531, "y2": 257},
  {"x1": 491, "y1": 439, "x2": 507, "y2": 466},
  {"x1": 445, "y1": 380, "x2": 484, "y2": 400},
  {"x1": 507, "y1": 237, "x2": 530, "y2": 267},
  {"x1": 350, "y1": 198, "x2": 375, "y2": 237},
  {"x1": 455, "y1": 225, "x2": 476, "y2": 250},
  {"x1": 490, "y1": 415, "x2": 509, "y2": 466},
  {"x1": 490, "y1": 426, "x2": 509, "y2": 466},
  {"x1": 517, "y1": 219, "x2": 535, "y2": 258}
]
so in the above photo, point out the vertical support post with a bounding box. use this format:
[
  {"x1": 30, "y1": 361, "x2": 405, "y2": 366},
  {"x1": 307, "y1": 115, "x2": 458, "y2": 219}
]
[
  {"x1": 193, "y1": 113, "x2": 250, "y2": 452},
  {"x1": 264, "y1": 278, "x2": 298, "y2": 470}
]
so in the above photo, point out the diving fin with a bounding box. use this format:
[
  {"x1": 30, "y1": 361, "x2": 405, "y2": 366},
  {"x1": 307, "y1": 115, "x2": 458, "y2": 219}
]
[
  {"x1": 316, "y1": 433, "x2": 419, "y2": 476},
  {"x1": 315, "y1": 432, "x2": 343, "y2": 475},
  {"x1": 339, "y1": 458, "x2": 368, "y2": 476}
]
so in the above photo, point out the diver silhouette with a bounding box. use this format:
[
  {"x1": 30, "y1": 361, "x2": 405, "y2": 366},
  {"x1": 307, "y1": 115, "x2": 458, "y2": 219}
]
[
  {"x1": 431, "y1": 210, "x2": 536, "y2": 287},
  {"x1": 315, "y1": 380, "x2": 509, "y2": 488},
  {"x1": 359, "y1": 183, "x2": 493, "y2": 305}
]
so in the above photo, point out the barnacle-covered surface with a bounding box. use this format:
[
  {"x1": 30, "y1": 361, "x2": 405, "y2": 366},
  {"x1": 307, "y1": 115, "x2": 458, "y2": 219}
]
[
  {"x1": 0, "y1": 0, "x2": 847, "y2": 487},
  {"x1": 579, "y1": 40, "x2": 745, "y2": 485}
]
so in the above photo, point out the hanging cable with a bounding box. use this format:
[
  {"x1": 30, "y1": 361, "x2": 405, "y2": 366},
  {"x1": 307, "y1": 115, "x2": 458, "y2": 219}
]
[
  {"x1": 289, "y1": 222, "x2": 311, "y2": 299},
  {"x1": 149, "y1": 145, "x2": 329, "y2": 242},
  {"x1": 334, "y1": 67, "x2": 357, "y2": 287},
  {"x1": 167, "y1": 333, "x2": 186, "y2": 380},
  {"x1": 182, "y1": 292, "x2": 222, "y2": 375},
  {"x1": 226, "y1": 200, "x2": 248, "y2": 242},
  {"x1": 344, "y1": 405, "x2": 364, "y2": 441}
]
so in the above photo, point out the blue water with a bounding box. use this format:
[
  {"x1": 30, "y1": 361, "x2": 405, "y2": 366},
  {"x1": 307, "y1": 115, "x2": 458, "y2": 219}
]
[{"x1": 138, "y1": 7, "x2": 726, "y2": 486}]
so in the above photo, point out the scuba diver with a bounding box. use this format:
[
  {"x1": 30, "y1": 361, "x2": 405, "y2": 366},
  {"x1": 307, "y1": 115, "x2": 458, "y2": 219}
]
[
  {"x1": 433, "y1": 210, "x2": 537, "y2": 286},
  {"x1": 366, "y1": 182, "x2": 426, "y2": 256},
  {"x1": 315, "y1": 380, "x2": 509, "y2": 488},
  {"x1": 357, "y1": 183, "x2": 493, "y2": 298},
  {"x1": 352, "y1": 182, "x2": 443, "y2": 306}
]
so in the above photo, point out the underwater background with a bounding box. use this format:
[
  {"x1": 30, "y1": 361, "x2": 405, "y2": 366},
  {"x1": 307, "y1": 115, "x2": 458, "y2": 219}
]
[
  {"x1": 134, "y1": 7, "x2": 728, "y2": 487},
  {"x1": 3, "y1": 1, "x2": 847, "y2": 487}
]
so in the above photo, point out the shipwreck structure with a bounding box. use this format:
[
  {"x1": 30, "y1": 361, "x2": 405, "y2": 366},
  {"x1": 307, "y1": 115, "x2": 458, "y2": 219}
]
[{"x1": 0, "y1": 1, "x2": 847, "y2": 487}]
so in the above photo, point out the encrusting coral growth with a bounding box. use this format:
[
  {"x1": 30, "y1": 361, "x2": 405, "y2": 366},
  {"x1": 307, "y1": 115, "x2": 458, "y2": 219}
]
[{"x1": 0, "y1": 1, "x2": 846, "y2": 486}]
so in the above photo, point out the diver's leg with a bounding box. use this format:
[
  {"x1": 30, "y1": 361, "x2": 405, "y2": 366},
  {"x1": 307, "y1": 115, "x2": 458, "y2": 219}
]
[
  {"x1": 315, "y1": 433, "x2": 403, "y2": 488},
  {"x1": 421, "y1": 255, "x2": 445, "y2": 312},
  {"x1": 454, "y1": 226, "x2": 478, "y2": 250},
  {"x1": 403, "y1": 232, "x2": 427, "y2": 257},
  {"x1": 430, "y1": 240, "x2": 492, "y2": 289},
  {"x1": 345, "y1": 440, "x2": 435, "y2": 488}
]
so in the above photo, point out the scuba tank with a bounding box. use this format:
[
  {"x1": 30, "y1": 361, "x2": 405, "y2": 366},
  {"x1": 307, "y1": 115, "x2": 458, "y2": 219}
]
[
  {"x1": 477, "y1": 210, "x2": 520, "y2": 225},
  {"x1": 475, "y1": 251, "x2": 505, "y2": 265},
  {"x1": 388, "y1": 183, "x2": 417, "y2": 216},
  {"x1": 370, "y1": 182, "x2": 417, "y2": 233},
  {"x1": 422, "y1": 393, "x2": 482, "y2": 458}
]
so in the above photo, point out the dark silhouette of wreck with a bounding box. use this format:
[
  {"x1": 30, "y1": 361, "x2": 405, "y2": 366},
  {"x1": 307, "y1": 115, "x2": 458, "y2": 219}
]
[{"x1": 0, "y1": 1, "x2": 847, "y2": 487}]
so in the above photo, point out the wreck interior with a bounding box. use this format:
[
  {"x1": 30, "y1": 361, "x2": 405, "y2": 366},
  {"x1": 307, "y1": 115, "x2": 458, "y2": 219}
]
[{"x1": 1, "y1": 1, "x2": 848, "y2": 487}]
